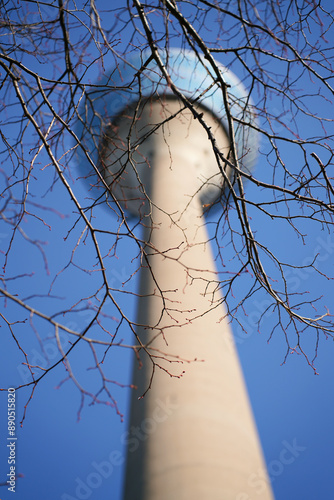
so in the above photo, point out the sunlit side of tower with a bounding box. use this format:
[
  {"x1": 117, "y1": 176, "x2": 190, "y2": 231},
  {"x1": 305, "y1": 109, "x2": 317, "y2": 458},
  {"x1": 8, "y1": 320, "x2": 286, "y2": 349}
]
[{"x1": 78, "y1": 49, "x2": 274, "y2": 500}]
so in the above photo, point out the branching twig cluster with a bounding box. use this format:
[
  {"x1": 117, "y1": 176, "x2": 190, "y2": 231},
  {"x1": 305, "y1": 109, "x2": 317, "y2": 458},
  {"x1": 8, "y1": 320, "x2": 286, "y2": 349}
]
[{"x1": 1, "y1": 0, "x2": 334, "y2": 421}]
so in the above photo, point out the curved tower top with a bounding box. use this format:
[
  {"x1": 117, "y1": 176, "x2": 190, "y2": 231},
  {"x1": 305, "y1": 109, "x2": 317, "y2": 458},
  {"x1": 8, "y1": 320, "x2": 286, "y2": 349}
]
[{"x1": 77, "y1": 48, "x2": 258, "y2": 214}]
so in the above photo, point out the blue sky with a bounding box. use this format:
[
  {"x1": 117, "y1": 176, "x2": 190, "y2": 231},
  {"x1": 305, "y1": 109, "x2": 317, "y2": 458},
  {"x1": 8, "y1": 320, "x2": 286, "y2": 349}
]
[
  {"x1": 1, "y1": 2, "x2": 334, "y2": 500},
  {"x1": 2, "y1": 215, "x2": 334, "y2": 500}
]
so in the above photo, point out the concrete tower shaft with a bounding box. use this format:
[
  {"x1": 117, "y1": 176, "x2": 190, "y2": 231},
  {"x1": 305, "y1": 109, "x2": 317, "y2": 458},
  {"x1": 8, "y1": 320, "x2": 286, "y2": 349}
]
[{"x1": 101, "y1": 99, "x2": 274, "y2": 500}]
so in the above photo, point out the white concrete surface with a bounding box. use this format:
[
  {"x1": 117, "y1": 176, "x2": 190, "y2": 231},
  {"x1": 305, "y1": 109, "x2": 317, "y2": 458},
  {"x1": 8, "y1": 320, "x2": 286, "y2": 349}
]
[{"x1": 101, "y1": 99, "x2": 274, "y2": 500}]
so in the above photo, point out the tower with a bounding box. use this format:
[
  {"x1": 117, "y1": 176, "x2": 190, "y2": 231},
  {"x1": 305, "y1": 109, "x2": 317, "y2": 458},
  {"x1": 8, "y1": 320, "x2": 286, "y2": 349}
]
[{"x1": 78, "y1": 49, "x2": 274, "y2": 500}]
